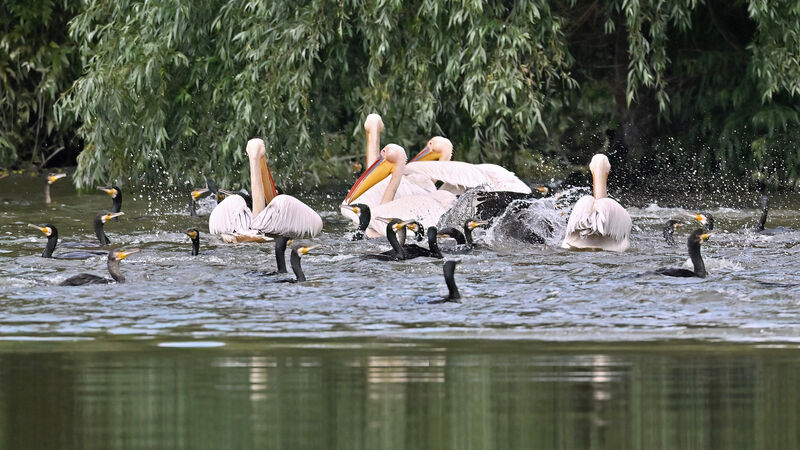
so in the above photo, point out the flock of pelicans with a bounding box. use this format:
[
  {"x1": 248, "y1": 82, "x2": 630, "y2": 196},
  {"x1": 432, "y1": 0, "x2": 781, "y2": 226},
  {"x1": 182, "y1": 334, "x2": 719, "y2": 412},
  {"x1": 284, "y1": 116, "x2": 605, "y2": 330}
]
[{"x1": 24, "y1": 114, "x2": 787, "y2": 302}]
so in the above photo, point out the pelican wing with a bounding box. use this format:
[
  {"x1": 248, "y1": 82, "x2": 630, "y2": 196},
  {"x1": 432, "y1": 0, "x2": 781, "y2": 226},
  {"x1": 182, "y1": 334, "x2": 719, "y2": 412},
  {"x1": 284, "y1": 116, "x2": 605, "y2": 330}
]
[
  {"x1": 405, "y1": 161, "x2": 494, "y2": 192},
  {"x1": 562, "y1": 196, "x2": 631, "y2": 251},
  {"x1": 250, "y1": 194, "x2": 323, "y2": 238},
  {"x1": 366, "y1": 191, "x2": 457, "y2": 237},
  {"x1": 209, "y1": 195, "x2": 253, "y2": 234},
  {"x1": 340, "y1": 175, "x2": 437, "y2": 225},
  {"x1": 475, "y1": 164, "x2": 532, "y2": 194}
]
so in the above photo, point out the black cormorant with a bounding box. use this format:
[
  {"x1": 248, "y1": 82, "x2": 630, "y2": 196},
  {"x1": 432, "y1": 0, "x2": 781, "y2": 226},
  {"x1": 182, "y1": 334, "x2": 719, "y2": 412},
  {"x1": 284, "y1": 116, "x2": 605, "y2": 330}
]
[
  {"x1": 94, "y1": 211, "x2": 124, "y2": 245},
  {"x1": 97, "y1": 186, "x2": 123, "y2": 214},
  {"x1": 663, "y1": 220, "x2": 683, "y2": 245},
  {"x1": 426, "y1": 261, "x2": 462, "y2": 304},
  {"x1": 473, "y1": 187, "x2": 550, "y2": 222},
  {"x1": 283, "y1": 244, "x2": 318, "y2": 282},
  {"x1": 184, "y1": 228, "x2": 200, "y2": 256},
  {"x1": 753, "y1": 195, "x2": 790, "y2": 234},
  {"x1": 28, "y1": 224, "x2": 107, "y2": 259},
  {"x1": 655, "y1": 229, "x2": 711, "y2": 278},
  {"x1": 60, "y1": 248, "x2": 139, "y2": 285},
  {"x1": 693, "y1": 213, "x2": 714, "y2": 231}
]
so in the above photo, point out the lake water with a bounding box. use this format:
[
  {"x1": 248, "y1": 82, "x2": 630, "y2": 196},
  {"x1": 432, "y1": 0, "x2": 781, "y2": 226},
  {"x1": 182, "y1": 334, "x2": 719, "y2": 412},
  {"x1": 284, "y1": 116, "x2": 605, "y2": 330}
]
[{"x1": 1, "y1": 174, "x2": 799, "y2": 448}]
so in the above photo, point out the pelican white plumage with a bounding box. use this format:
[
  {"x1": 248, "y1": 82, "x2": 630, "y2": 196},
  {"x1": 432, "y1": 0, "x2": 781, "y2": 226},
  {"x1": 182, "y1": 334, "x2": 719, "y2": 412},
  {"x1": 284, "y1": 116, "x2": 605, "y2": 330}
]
[
  {"x1": 408, "y1": 136, "x2": 531, "y2": 194},
  {"x1": 561, "y1": 154, "x2": 631, "y2": 252},
  {"x1": 340, "y1": 114, "x2": 436, "y2": 225},
  {"x1": 344, "y1": 144, "x2": 457, "y2": 237},
  {"x1": 209, "y1": 139, "x2": 322, "y2": 243}
]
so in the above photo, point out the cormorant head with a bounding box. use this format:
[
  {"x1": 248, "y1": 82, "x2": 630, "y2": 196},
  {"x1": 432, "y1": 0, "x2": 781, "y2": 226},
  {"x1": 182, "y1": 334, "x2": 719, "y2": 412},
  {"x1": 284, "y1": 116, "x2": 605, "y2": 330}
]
[
  {"x1": 294, "y1": 244, "x2": 320, "y2": 257},
  {"x1": 535, "y1": 186, "x2": 549, "y2": 195},
  {"x1": 341, "y1": 203, "x2": 369, "y2": 217},
  {"x1": 464, "y1": 219, "x2": 488, "y2": 231},
  {"x1": 183, "y1": 228, "x2": 199, "y2": 240},
  {"x1": 688, "y1": 228, "x2": 712, "y2": 245},
  {"x1": 191, "y1": 187, "x2": 210, "y2": 200},
  {"x1": 28, "y1": 223, "x2": 56, "y2": 237},
  {"x1": 692, "y1": 213, "x2": 714, "y2": 230},
  {"x1": 110, "y1": 248, "x2": 139, "y2": 261},
  {"x1": 666, "y1": 220, "x2": 683, "y2": 231},
  {"x1": 403, "y1": 221, "x2": 425, "y2": 241},
  {"x1": 97, "y1": 186, "x2": 120, "y2": 198},
  {"x1": 47, "y1": 173, "x2": 67, "y2": 184},
  {"x1": 97, "y1": 211, "x2": 125, "y2": 223}
]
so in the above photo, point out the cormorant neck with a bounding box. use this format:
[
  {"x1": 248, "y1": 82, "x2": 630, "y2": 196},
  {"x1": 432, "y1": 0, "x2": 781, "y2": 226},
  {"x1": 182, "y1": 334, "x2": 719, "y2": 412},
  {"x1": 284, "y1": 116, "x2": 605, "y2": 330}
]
[
  {"x1": 43, "y1": 232, "x2": 58, "y2": 258},
  {"x1": 386, "y1": 223, "x2": 406, "y2": 259},
  {"x1": 189, "y1": 198, "x2": 197, "y2": 216},
  {"x1": 275, "y1": 237, "x2": 289, "y2": 273},
  {"x1": 757, "y1": 200, "x2": 768, "y2": 231},
  {"x1": 290, "y1": 251, "x2": 305, "y2": 282},
  {"x1": 444, "y1": 263, "x2": 461, "y2": 302},
  {"x1": 428, "y1": 229, "x2": 443, "y2": 258},
  {"x1": 191, "y1": 237, "x2": 199, "y2": 256},
  {"x1": 442, "y1": 227, "x2": 467, "y2": 245},
  {"x1": 45, "y1": 184, "x2": 52, "y2": 204},
  {"x1": 358, "y1": 207, "x2": 371, "y2": 233},
  {"x1": 111, "y1": 194, "x2": 122, "y2": 213},
  {"x1": 687, "y1": 240, "x2": 707, "y2": 278},
  {"x1": 94, "y1": 218, "x2": 110, "y2": 245},
  {"x1": 463, "y1": 226, "x2": 475, "y2": 247},
  {"x1": 108, "y1": 258, "x2": 125, "y2": 282}
]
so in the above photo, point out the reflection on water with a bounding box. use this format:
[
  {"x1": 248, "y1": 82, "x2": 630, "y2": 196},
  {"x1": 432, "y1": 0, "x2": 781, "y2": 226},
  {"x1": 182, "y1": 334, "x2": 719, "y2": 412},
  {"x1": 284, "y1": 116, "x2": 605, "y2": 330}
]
[{"x1": 0, "y1": 340, "x2": 799, "y2": 449}]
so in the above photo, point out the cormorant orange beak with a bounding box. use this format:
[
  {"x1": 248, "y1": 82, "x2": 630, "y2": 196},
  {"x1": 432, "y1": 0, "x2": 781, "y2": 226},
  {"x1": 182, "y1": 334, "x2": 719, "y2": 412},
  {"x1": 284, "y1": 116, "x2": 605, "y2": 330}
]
[
  {"x1": 97, "y1": 186, "x2": 118, "y2": 198},
  {"x1": 299, "y1": 244, "x2": 321, "y2": 255},
  {"x1": 48, "y1": 173, "x2": 67, "y2": 184},
  {"x1": 344, "y1": 156, "x2": 395, "y2": 204},
  {"x1": 117, "y1": 248, "x2": 140, "y2": 260},
  {"x1": 191, "y1": 188, "x2": 209, "y2": 200},
  {"x1": 102, "y1": 212, "x2": 125, "y2": 222},
  {"x1": 535, "y1": 186, "x2": 548, "y2": 194},
  {"x1": 700, "y1": 233, "x2": 712, "y2": 242},
  {"x1": 467, "y1": 220, "x2": 489, "y2": 229},
  {"x1": 28, "y1": 224, "x2": 51, "y2": 236},
  {"x1": 341, "y1": 204, "x2": 361, "y2": 215},
  {"x1": 184, "y1": 229, "x2": 198, "y2": 239}
]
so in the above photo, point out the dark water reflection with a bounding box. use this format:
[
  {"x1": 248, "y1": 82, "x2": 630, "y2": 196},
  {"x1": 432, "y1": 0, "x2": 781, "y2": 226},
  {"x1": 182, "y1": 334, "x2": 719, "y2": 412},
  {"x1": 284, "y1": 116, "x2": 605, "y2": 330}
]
[{"x1": 1, "y1": 339, "x2": 799, "y2": 449}]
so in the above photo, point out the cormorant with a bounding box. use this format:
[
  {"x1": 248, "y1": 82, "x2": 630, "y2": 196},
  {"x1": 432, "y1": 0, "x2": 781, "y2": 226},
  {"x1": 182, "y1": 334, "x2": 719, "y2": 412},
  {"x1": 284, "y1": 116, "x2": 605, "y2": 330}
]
[
  {"x1": 184, "y1": 228, "x2": 200, "y2": 256},
  {"x1": 59, "y1": 248, "x2": 139, "y2": 285},
  {"x1": 94, "y1": 211, "x2": 125, "y2": 245},
  {"x1": 97, "y1": 186, "x2": 123, "y2": 214},
  {"x1": 663, "y1": 220, "x2": 683, "y2": 245},
  {"x1": 282, "y1": 244, "x2": 319, "y2": 282},
  {"x1": 693, "y1": 213, "x2": 714, "y2": 231},
  {"x1": 655, "y1": 229, "x2": 711, "y2": 278},
  {"x1": 28, "y1": 224, "x2": 107, "y2": 259},
  {"x1": 45, "y1": 173, "x2": 66, "y2": 204},
  {"x1": 473, "y1": 187, "x2": 550, "y2": 222},
  {"x1": 426, "y1": 261, "x2": 462, "y2": 304},
  {"x1": 753, "y1": 195, "x2": 789, "y2": 234}
]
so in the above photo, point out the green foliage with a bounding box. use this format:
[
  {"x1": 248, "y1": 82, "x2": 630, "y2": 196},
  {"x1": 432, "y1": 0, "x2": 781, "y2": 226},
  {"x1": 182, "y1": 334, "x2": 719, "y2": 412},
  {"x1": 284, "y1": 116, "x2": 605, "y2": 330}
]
[{"x1": 0, "y1": 0, "x2": 79, "y2": 168}]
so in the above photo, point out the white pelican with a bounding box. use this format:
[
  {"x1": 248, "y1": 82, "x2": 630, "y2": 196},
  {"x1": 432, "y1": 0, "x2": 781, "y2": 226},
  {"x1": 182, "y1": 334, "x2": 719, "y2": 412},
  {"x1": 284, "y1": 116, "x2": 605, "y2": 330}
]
[
  {"x1": 340, "y1": 114, "x2": 436, "y2": 225},
  {"x1": 344, "y1": 144, "x2": 457, "y2": 237},
  {"x1": 409, "y1": 136, "x2": 532, "y2": 194},
  {"x1": 209, "y1": 139, "x2": 322, "y2": 243},
  {"x1": 561, "y1": 154, "x2": 631, "y2": 252}
]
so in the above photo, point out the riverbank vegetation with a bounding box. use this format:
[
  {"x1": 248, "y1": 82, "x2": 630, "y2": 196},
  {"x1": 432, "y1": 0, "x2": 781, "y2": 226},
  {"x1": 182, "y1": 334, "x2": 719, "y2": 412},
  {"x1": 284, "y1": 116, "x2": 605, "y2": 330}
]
[{"x1": 3, "y1": 0, "x2": 799, "y2": 192}]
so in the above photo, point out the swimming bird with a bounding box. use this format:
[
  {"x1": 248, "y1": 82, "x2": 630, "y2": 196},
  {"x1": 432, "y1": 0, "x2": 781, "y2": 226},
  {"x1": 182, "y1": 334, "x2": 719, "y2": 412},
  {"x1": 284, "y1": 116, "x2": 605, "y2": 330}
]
[
  {"x1": 28, "y1": 224, "x2": 107, "y2": 259},
  {"x1": 472, "y1": 187, "x2": 550, "y2": 222},
  {"x1": 208, "y1": 138, "x2": 323, "y2": 243},
  {"x1": 693, "y1": 213, "x2": 714, "y2": 231},
  {"x1": 367, "y1": 219, "x2": 411, "y2": 261},
  {"x1": 753, "y1": 195, "x2": 790, "y2": 234},
  {"x1": 188, "y1": 184, "x2": 213, "y2": 216},
  {"x1": 436, "y1": 220, "x2": 487, "y2": 253},
  {"x1": 184, "y1": 228, "x2": 200, "y2": 256},
  {"x1": 425, "y1": 261, "x2": 462, "y2": 304},
  {"x1": 341, "y1": 203, "x2": 371, "y2": 240},
  {"x1": 59, "y1": 248, "x2": 139, "y2": 285},
  {"x1": 97, "y1": 186, "x2": 122, "y2": 214},
  {"x1": 94, "y1": 211, "x2": 125, "y2": 245},
  {"x1": 655, "y1": 229, "x2": 711, "y2": 278},
  {"x1": 281, "y1": 244, "x2": 319, "y2": 282},
  {"x1": 45, "y1": 173, "x2": 67, "y2": 204},
  {"x1": 409, "y1": 137, "x2": 532, "y2": 194},
  {"x1": 562, "y1": 154, "x2": 631, "y2": 252},
  {"x1": 663, "y1": 220, "x2": 683, "y2": 245},
  {"x1": 340, "y1": 114, "x2": 436, "y2": 225},
  {"x1": 344, "y1": 144, "x2": 457, "y2": 237}
]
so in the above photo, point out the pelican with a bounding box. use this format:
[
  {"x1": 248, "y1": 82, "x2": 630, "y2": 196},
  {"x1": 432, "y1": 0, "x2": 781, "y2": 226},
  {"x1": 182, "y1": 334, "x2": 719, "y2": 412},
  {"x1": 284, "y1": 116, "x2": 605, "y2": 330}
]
[
  {"x1": 45, "y1": 173, "x2": 67, "y2": 204},
  {"x1": 409, "y1": 136, "x2": 532, "y2": 194},
  {"x1": 340, "y1": 114, "x2": 436, "y2": 225},
  {"x1": 561, "y1": 154, "x2": 631, "y2": 252},
  {"x1": 343, "y1": 144, "x2": 457, "y2": 237},
  {"x1": 208, "y1": 139, "x2": 322, "y2": 243}
]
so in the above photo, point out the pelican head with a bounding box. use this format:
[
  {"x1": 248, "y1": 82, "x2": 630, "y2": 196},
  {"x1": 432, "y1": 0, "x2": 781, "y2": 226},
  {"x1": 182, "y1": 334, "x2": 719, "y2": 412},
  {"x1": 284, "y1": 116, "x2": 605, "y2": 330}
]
[
  {"x1": 47, "y1": 173, "x2": 67, "y2": 184},
  {"x1": 344, "y1": 144, "x2": 406, "y2": 204},
  {"x1": 364, "y1": 114, "x2": 384, "y2": 134},
  {"x1": 100, "y1": 211, "x2": 125, "y2": 223},
  {"x1": 28, "y1": 223, "x2": 54, "y2": 237},
  {"x1": 411, "y1": 136, "x2": 453, "y2": 162},
  {"x1": 97, "y1": 186, "x2": 119, "y2": 198}
]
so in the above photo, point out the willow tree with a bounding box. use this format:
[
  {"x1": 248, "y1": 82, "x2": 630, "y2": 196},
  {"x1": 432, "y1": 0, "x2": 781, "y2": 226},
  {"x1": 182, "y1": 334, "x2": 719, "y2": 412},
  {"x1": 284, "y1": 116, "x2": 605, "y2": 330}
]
[{"x1": 56, "y1": 0, "x2": 800, "y2": 189}]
